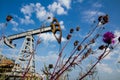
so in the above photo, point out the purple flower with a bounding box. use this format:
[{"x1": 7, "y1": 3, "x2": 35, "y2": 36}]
[{"x1": 103, "y1": 32, "x2": 115, "y2": 44}]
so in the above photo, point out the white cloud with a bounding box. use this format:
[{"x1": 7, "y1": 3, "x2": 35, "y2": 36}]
[
  {"x1": 81, "y1": 1, "x2": 104, "y2": 23},
  {"x1": 35, "y1": 52, "x2": 59, "y2": 75},
  {"x1": 83, "y1": 10, "x2": 105, "y2": 23},
  {"x1": 114, "y1": 30, "x2": 120, "y2": 42},
  {"x1": 58, "y1": 0, "x2": 71, "y2": 9},
  {"x1": 56, "y1": 33, "x2": 66, "y2": 42},
  {"x1": 38, "y1": 33, "x2": 66, "y2": 43},
  {"x1": 20, "y1": 3, "x2": 35, "y2": 24},
  {"x1": 21, "y1": 3, "x2": 52, "y2": 23},
  {"x1": 97, "y1": 63, "x2": 113, "y2": 73},
  {"x1": 59, "y1": 20, "x2": 65, "y2": 30},
  {"x1": 20, "y1": 15, "x2": 34, "y2": 25},
  {"x1": 92, "y1": 2, "x2": 102, "y2": 8},
  {"x1": 12, "y1": 27, "x2": 18, "y2": 31},
  {"x1": 102, "y1": 48, "x2": 114, "y2": 60},
  {"x1": 12, "y1": 26, "x2": 25, "y2": 32},
  {"x1": 35, "y1": 52, "x2": 58, "y2": 63},
  {"x1": 20, "y1": 2, "x2": 70, "y2": 23},
  {"x1": 21, "y1": 3, "x2": 35, "y2": 16},
  {"x1": 113, "y1": 30, "x2": 120, "y2": 62},
  {"x1": 48, "y1": 2, "x2": 58, "y2": 12},
  {"x1": 10, "y1": 20, "x2": 18, "y2": 27},
  {"x1": 35, "y1": 3, "x2": 53, "y2": 21},
  {"x1": 77, "y1": 0, "x2": 84, "y2": 3},
  {"x1": 0, "y1": 23, "x2": 6, "y2": 30},
  {"x1": 39, "y1": 33, "x2": 56, "y2": 43},
  {"x1": 48, "y1": 2, "x2": 67, "y2": 15}
]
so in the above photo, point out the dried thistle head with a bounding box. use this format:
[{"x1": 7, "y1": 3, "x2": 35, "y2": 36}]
[
  {"x1": 77, "y1": 45, "x2": 82, "y2": 51},
  {"x1": 49, "y1": 64, "x2": 53, "y2": 69},
  {"x1": 76, "y1": 26, "x2": 80, "y2": 31},
  {"x1": 103, "y1": 14, "x2": 109, "y2": 24},
  {"x1": 82, "y1": 49, "x2": 92, "y2": 60},
  {"x1": 67, "y1": 34, "x2": 72, "y2": 40},
  {"x1": 74, "y1": 40, "x2": 79, "y2": 46},
  {"x1": 70, "y1": 28, "x2": 74, "y2": 33},
  {"x1": 87, "y1": 48, "x2": 92, "y2": 54},
  {"x1": 90, "y1": 39, "x2": 95, "y2": 44},
  {"x1": 6, "y1": 15, "x2": 13, "y2": 22},
  {"x1": 98, "y1": 45, "x2": 105, "y2": 50},
  {"x1": 98, "y1": 14, "x2": 109, "y2": 25},
  {"x1": 48, "y1": 16, "x2": 51, "y2": 19}
]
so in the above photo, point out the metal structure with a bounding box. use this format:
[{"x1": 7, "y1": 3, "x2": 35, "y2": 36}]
[{"x1": 1, "y1": 18, "x2": 62, "y2": 79}]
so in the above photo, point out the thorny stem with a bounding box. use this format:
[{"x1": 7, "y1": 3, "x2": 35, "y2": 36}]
[
  {"x1": 51, "y1": 49, "x2": 77, "y2": 79},
  {"x1": 79, "y1": 45, "x2": 108, "y2": 80},
  {"x1": 102, "y1": 42, "x2": 120, "y2": 59},
  {"x1": 54, "y1": 46, "x2": 87, "y2": 80},
  {"x1": 79, "y1": 23, "x2": 99, "y2": 45},
  {"x1": 51, "y1": 23, "x2": 100, "y2": 80},
  {"x1": 51, "y1": 40, "x2": 70, "y2": 79},
  {"x1": 54, "y1": 30, "x2": 101, "y2": 79},
  {"x1": 51, "y1": 40, "x2": 87, "y2": 79},
  {"x1": 79, "y1": 59, "x2": 99, "y2": 80}
]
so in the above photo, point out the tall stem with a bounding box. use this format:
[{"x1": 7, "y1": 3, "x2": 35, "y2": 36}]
[{"x1": 79, "y1": 45, "x2": 108, "y2": 80}]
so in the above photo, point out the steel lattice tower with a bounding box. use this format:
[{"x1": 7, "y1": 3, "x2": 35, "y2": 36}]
[{"x1": 12, "y1": 35, "x2": 35, "y2": 75}]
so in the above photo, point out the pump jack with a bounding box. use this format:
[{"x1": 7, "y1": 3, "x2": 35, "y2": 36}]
[{"x1": 2, "y1": 17, "x2": 62, "y2": 79}]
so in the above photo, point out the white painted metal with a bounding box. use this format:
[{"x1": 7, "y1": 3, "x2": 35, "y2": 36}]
[
  {"x1": 4, "y1": 26, "x2": 51, "y2": 48},
  {"x1": 12, "y1": 35, "x2": 35, "y2": 74}
]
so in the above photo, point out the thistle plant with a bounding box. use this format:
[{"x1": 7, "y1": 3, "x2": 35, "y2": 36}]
[{"x1": 42, "y1": 14, "x2": 120, "y2": 80}]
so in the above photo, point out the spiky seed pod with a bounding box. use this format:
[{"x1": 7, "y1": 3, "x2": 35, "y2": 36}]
[
  {"x1": 74, "y1": 40, "x2": 79, "y2": 46},
  {"x1": 98, "y1": 16, "x2": 102, "y2": 22},
  {"x1": 77, "y1": 45, "x2": 82, "y2": 51},
  {"x1": 87, "y1": 48, "x2": 92, "y2": 54},
  {"x1": 6, "y1": 15, "x2": 13, "y2": 22},
  {"x1": 118, "y1": 37, "x2": 120, "y2": 42},
  {"x1": 66, "y1": 34, "x2": 72, "y2": 40},
  {"x1": 76, "y1": 26, "x2": 80, "y2": 31},
  {"x1": 98, "y1": 14, "x2": 109, "y2": 25},
  {"x1": 81, "y1": 55, "x2": 85, "y2": 60},
  {"x1": 103, "y1": 14, "x2": 109, "y2": 24},
  {"x1": 70, "y1": 28, "x2": 74, "y2": 33},
  {"x1": 48, "y1": 16, "x2": 51, "y2": 19},
  {"x1": 49, "y1": 64, "x2": 53, "y2": 69},
  {"x1": 82, "y1": 49, "x2": 92, "y2": 60},
  {"x1": 99, "y1": 45, "x2": 105, "y2": 50}
]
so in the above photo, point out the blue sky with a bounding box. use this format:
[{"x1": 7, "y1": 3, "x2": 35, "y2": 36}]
[{"x1": 0, "y1": 0, "x2": 120, "y2": 80}]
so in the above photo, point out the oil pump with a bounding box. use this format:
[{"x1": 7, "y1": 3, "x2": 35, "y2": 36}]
[{"x1": 3, "y1": 17, "x2": 62, "y2": 77}]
